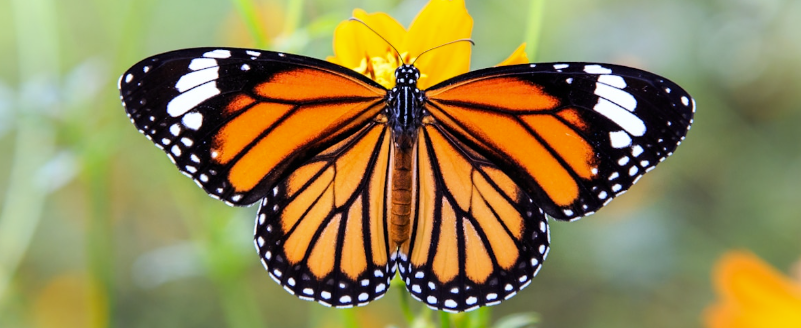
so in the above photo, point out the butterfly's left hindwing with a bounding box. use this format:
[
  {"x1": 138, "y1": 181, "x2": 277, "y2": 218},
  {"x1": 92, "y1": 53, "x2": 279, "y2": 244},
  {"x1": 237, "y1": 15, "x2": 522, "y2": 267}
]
[
  {"x1": 254, "y1": 119, "x2": 395, "y2": 308},
  {"x1": 120, "y1": 48, "x2": 386, "y2": 206},
  {"x1": 425, "y1": 63, "x2": 694, "y2": 221}
]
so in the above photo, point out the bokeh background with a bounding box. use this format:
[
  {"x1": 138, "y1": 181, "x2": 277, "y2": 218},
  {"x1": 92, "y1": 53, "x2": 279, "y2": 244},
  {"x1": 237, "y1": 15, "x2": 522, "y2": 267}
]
[{"x1": 1, "y1": 0, "x2": 800, "y2": 327}]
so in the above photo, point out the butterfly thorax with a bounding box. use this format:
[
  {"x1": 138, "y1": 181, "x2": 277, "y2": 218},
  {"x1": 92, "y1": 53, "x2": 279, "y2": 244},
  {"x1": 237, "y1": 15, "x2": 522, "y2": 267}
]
[
  {"x1": 387, "y1": 64, "x2": 424, "y2": 150},
  {"x1": 387, "y1": 64, "x2": 423, "y2": 247}
]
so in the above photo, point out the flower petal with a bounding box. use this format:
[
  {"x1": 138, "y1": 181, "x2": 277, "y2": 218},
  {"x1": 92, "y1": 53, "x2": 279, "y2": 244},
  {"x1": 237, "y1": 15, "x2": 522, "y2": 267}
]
[
  {"x1": 496, "y1": 43, "x2": 529, "y2": 67},
  {"x1": 705, "y1": 251, "x2": 801, "y2": 328},
  {"x1": 331, "y1": 9, "x2": 406, "y2": 69},
  {"x1": 715, "y1": 251, "x2": 801, "y2": 306},
  {"x1": 406, "y1": 0, "x2": 473, "y2": 89}
]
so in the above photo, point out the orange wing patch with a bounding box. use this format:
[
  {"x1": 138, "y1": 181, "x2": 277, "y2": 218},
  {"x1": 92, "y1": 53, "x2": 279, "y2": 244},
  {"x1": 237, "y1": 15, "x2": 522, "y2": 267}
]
[
  {"x1": 520, "y1": 114, "x2": 597, "y2": 179},
  {"x1": 255, "y1": 68, "x2": 384, "y2": 101},
  {"x1": 425, "y1": 103, "x2": 582, "y2": 206},
  {"x1": 399, "y1": 123, "x2": 551, "y2": 311},
  {"x1": 408, "y1": 125, "x2": 528, "y2": 285},
  {"x1": 430, "y1": 197, "x2": 459, "y2": 283},
  {"x1": 463, "y1": 220, "x2": 493, "y2": 283},
  {"x1": 341, "y1": 198, "x2": 367, "y2": 280},
  {"x1": 212, "y1": 102, "x2": 294, "y2": 165},
  {"x1": 225, "y1": 94, "x2": 257, "y2": 114},
  {"x1": 426, "y1": 77, "x2": 559, "y2": 111},
  {"x1": 264, "y1": 122, "x2": 392, "y2": 281},
  {"x1": 307, "y1": 214, "x2": 342, "y2": 278},
  {"x1": 557, "y1": 108, "x2": 589, "y2": 131},
  {"x1": 214, "y1": 99, "x2": 383, "y2": 192}
]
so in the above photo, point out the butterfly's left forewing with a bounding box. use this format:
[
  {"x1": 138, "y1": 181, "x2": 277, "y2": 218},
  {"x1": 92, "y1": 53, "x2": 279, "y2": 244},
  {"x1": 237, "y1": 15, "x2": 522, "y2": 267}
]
[
  {"x1": 425, "y1": 63, "x2": 694, "y2": 221},
  {"x1": 120, "y1": 48, "x2": 386, "y2": 206}
]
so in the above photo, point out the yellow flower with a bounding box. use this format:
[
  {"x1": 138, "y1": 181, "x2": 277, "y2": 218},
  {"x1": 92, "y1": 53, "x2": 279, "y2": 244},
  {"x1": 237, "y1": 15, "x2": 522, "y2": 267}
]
[
  {"x1": 705, "y1": 251, "x2": 801, "y2": 328},
  {"x1": 327, "y1": 0, "x2": 529, "y2": 90}
]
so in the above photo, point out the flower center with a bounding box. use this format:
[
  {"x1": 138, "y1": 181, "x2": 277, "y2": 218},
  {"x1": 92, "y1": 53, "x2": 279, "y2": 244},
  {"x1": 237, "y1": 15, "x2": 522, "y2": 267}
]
[{"x1": 351, "y1": 51, "x2": 427, "y2": 89}]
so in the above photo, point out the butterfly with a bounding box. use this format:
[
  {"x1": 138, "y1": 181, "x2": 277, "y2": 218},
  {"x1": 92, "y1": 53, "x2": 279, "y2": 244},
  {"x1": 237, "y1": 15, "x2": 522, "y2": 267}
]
[{"x1": 119, "y1": 45, "x2": 694, "y2": 312}]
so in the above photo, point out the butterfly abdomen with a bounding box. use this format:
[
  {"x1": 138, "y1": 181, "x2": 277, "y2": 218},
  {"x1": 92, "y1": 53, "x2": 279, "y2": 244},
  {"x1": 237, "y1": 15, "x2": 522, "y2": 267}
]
[{"x1": 390, "y1": 144, "x2": 413, "y2": 245}]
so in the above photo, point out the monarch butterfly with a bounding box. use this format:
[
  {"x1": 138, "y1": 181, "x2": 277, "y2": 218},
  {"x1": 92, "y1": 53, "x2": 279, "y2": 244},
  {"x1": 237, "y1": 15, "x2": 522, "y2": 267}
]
[{"x1": 119, "y1": 38, "x2": 694, "y2": 312}]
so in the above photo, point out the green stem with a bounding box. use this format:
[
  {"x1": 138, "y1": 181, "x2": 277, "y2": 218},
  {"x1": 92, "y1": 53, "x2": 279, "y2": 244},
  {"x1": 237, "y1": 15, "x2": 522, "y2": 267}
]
[
  {"x1": 0, "y1": 0, "x2": 59, "y2": 313},
  {"x1": 230, "y1": 0, "x2": 269, "y2": 48},
  {"x1": 524, "y1": 0, "x2": 546, "y2": 62}
]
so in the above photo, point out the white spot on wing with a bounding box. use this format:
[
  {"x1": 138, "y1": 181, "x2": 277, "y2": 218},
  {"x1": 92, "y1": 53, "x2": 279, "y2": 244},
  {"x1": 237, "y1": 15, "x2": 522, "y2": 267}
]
[
  {"x1": 203, "y1": 49, "x2": 231, "y2": 58},
  {"x1": 189, "y1": 58, "x2": 217, "y2": 71},
  {"x1": 584, "y1": 64, "x2": 612, "y2": 74},
  {"x1": 171, "y1": 145, "x2": 182, "y2": 156},
  {"x1": 598, "y1": 75, "x2": 626, "y2": 89},
  {"x1": 594, "y1": 99, "x2": 646, "y2": 136},
  {"x1": 595, "y1": 83, "x2": 637, "y2": 111},
  {"x1": 182, "y1": 112, "x2": 203, "y2": 130},
  {"x1": 167, "y1": 82, "x2": 219, "y2": 117},
  {"x1": 631, "y1": 145, "x2": 644, "y2": 157},
  {"x1": 609, "y1": 130, "x2": 632, "y2": 148},
  {"x1": 175, "y1": 67, "x2": 219, "y2": 93}
]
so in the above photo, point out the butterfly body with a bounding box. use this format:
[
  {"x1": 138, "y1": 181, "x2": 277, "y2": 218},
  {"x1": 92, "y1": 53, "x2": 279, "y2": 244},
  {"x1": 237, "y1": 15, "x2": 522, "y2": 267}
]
[
  {"x1": 387, "y1": 64, "x2": 424, "y2": 245},
  {"x1": 120, "y1": 47, "x2": 694, "y2": 312}
]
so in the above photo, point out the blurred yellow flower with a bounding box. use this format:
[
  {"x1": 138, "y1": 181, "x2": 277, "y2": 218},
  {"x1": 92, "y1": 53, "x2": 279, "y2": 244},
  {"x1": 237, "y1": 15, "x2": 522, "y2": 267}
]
[
  {"x1": 327, "y1": 0, "x2": 528, "y2": 90},
  {"x1": 705, "y1": 251, "x2": 801, "y2": 328}
]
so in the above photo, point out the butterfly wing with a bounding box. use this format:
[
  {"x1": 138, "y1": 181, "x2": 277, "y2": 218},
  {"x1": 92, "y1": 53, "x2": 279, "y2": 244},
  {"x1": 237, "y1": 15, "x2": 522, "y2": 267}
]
[
  {"x1": 121, "y1": 48, "x2": 396, "y2": 306},
  {"x1": 254, "y1": 118, "x2": 395, "y2": 307},
  {"x1": 119, "y1": 47, "x2": 386, "y2": 206},
  {"x1": 424, "y1": 63, "x2": 694, "y2": 220},
  {"x1": 398, "y1": 121, "x2": 550, "y2": 312}
]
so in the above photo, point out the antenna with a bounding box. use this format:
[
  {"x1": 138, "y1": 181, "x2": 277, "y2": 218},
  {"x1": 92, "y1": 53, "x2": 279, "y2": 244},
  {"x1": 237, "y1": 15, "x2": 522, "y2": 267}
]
[
  {"x1": 411, "y1": 39, "x2": 475, "y2": 65},
  {"x1": 348, "y1": 18, "x2": 475, "y2": 66},
  {"x1": 348, "y1": 18, "x2": 404, "y2": 64}
]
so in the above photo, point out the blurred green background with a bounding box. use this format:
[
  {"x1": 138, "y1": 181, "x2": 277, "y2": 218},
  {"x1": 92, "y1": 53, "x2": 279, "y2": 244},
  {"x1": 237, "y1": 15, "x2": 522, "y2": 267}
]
[{"x1": 1, "y1": 0, "x2": 800, "y2": 327}]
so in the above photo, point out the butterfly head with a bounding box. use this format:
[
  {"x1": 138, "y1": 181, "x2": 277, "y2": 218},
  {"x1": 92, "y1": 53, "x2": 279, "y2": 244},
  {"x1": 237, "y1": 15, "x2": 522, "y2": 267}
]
[{"x1": 394, "y1": 64, "x2": 420, "y2": 87}]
